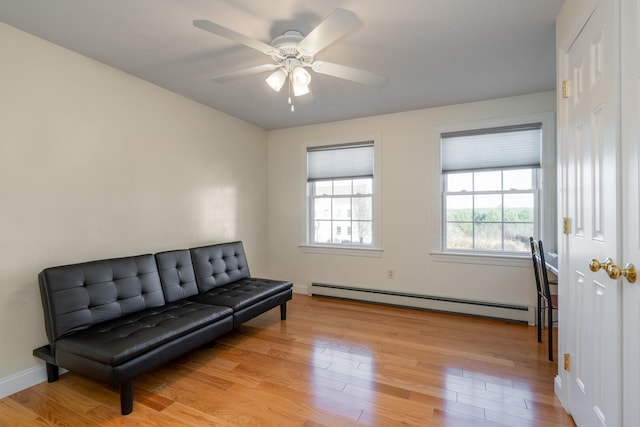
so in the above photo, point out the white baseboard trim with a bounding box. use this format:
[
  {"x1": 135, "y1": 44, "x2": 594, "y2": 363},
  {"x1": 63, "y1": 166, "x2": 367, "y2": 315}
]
[
  {"x1": 0, "y1": 364, "x2": 46, "y2": 400},
  {"x1": 0, "y1": 363, "x2": 67, "y2": 400}
]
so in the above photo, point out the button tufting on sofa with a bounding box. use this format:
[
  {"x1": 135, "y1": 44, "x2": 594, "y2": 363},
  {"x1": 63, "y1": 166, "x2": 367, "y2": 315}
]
[{"x1": 33, "y1": 241, "x2": 292, "y2": 416}]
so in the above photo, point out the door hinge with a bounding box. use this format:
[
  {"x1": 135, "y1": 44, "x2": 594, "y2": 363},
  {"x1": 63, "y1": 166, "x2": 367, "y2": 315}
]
[
  {"x1": 563, "y1": 217, "x2": 571, "y2": 235},
  {"x1": 562, "y1": 80, "x2": 571, "y2": 98},
  {"x1": 564, "y1": 353, "x2": 571, "y2": 371}
]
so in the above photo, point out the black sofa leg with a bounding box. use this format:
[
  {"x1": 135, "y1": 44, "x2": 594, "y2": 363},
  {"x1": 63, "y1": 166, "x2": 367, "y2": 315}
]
[
  {"x1": 120, "y1": 381, "x2": 134, "y2": 415},
  {"x1": 280, "y1": 302, "x2": 287, "y2": 320},
  {"x1": 33, "y1": 346, "x2": 59, "y2": 382},
  {"x1": 45, "y1": 363, "x2": 59, "y2": 382}
]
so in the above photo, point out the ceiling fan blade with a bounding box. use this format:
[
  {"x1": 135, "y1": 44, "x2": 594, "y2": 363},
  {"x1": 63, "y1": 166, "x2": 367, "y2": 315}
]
[
  {"x1": 193, "y1": 19, "x2": 276, "y2": 55},
  {"x1": 298, "y1": 8, "x2": 363, "y2": 56},
  {"x1": 211, "y1": 64, "x2": 280, "y2": 82},
  {"x1": 311, "y1": 61, "x2": 387, "y2": 87}
]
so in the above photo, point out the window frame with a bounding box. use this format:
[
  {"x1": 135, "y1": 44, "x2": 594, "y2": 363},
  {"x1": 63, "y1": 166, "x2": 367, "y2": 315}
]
[
  {"x1": 431, "y1": 113, "x2": 556, "y2": 266},
  {"x1": 300, "y1": 135, "x2": 383, "y2": 257}
]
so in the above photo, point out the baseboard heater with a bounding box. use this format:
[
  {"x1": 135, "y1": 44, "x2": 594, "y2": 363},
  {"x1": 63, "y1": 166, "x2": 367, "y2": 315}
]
[{"x1": 309, "y1": 283, "x2": 530, "y2": 323}]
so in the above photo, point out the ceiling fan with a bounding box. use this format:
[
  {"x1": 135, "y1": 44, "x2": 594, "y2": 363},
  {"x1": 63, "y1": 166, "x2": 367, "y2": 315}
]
[{"x1": 193, "y1": 8, "x2": 387, "y2": 111}]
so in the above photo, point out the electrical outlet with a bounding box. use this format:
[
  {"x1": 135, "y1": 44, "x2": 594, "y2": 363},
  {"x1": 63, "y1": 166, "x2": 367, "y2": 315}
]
[{"x1": 387, "y1": 269, "x2": 395, "y2": 279}]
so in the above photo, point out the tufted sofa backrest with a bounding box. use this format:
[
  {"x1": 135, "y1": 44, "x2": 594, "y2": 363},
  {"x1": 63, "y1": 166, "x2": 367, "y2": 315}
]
[
  {"x1": 155, "y1": 249, "x2": 199, "y2": 302},
  {"x1": 38, "y1": 254, "x2": 165, "y2": 344},
  {"x1": 190, "y1": 241, "x2": 251, "y2": 293}
]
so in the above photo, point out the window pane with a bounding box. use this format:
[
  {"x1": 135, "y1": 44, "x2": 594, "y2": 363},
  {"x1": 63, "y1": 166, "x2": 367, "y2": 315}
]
[
  {"x1": 314, "y1": 198, "x2": 332, "y2": 220},
  {"x1": 474, "y1": 170, "x2": 502, "y2": 191},
  {"x1": 333, "y1": 198, "x2": 351, "y2": 220},
  {"x1": 353, "y1": 221, "x2": 372, "y2": 244},
  {"x1": 446, "y1": 195, "x2": 472, "y2": 221},
  {"x1": 333, "y1": 179, "x2": 352, "y2": 196},
  {"x1": 504, "y1": 223, "x2": 534, "y2": 252},
  {"x1": 503, "y1": 169, "x2": 534, "y2": 190},
  {"x1": 446, "y1": 222, "x2": 473, "y2": 249},
  {"x1": 474, "y1": 223, "x2": 502, "y2": 250},
  {"x1": 352, "y1": 197, "x2": 372, "y2": 220},
  {"x1": 446, "y1": 172, "x2": 473, "y2": 192},
  {"x1": 313, "y1": 220, "x2": 331, "y2": 244},
  {"x1": 353, "y1": 178, "x2": 372, "y2": 195},
  {"x1": 474, "y1": 194, "x2": 502, "y2": 222},
  {"x1": 504, "y1": 193, "x2": 534, "y2": 223},
  {"x1": 333, "y1": 221, "x2": 351, "y2": 243},
  {"x1": 314, "y1": 181, "x2": 333, "y2": 196}
]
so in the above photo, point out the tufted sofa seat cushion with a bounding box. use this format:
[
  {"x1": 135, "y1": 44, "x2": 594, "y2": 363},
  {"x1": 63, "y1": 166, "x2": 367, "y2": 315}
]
[
  {"x1": 55, "y1": 300, "x2": 232, "y2": 366},
  {"x1": 190, "y1": 278, "x2": 292, "y2": 311}
]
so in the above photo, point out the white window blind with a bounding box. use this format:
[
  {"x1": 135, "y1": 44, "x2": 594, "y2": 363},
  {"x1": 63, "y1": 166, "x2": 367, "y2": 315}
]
[
  {"x1": 441, "y1": 123, "x2": 542, "y2": 173},
  {"x1": 307, "y1": 142, "x2": 374, "y2": 181}
]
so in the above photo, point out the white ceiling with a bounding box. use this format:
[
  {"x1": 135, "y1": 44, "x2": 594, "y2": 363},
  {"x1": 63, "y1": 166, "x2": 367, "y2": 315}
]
[{"x1": 0, "y1": 0, "x2": 564, "y2": 130}]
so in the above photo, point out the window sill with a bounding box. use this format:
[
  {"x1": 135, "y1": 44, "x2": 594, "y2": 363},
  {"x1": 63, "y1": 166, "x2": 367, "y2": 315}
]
[
  {"x1": 431, "y1": 251, "x2": 531, "y2": 268},
  {"x1": 299, "y1": 244, "x2": 383, "y2": 258}
]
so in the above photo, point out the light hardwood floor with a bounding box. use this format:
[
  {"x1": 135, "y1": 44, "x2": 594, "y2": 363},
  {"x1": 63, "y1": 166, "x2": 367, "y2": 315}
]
[{"x1": 0, "y1": 294, "x2": 575, "y2": 426}]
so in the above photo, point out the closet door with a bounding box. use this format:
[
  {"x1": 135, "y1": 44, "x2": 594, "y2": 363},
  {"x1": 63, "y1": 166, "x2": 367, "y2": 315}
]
[{"x1": 562, "y1": 0, "x2": 622, "y2": 425}]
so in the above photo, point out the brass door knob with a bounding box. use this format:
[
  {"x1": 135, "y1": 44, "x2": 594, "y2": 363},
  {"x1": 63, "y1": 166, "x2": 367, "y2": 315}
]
[
  {"x1": 606, "y1": 263, "x2": 637, "y2": 283},
  {"x1": 589, "y1": 258, "x2": 613, "y2": 272}
]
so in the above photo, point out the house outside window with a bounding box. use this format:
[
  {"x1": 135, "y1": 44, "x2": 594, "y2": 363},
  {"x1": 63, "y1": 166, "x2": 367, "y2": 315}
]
[
  {"x1": 307, "y1": 142, "x2": 376, "y2": 247},
  {"x1": 440, "y1": 123, "x2": 544, "y2": 255}
]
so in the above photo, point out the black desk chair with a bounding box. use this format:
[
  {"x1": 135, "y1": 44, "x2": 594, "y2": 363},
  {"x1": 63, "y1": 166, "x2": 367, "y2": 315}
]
[{"x1": 529, "y1": 237, "x2": 558, "y2": 361}]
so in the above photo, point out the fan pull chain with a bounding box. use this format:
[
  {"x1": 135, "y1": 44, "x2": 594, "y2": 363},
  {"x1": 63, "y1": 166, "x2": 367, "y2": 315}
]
[{"x1": 287, "y1": 75, "x2": 295, "y2": 112}]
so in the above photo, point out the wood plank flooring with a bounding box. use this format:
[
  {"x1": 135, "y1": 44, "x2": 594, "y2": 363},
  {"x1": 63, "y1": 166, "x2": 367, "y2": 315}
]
[{"x1": 1, "y1": 294, "x2": 575, "y2": 426}]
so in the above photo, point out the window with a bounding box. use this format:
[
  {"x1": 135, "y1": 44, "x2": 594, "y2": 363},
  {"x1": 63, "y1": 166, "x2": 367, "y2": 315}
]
[
  {"x1": 307, "y1": 143, "x2": 374, "y2": 247},
  {"x1": 440, "y1": 123, "x2": 542, "y2": 254}
]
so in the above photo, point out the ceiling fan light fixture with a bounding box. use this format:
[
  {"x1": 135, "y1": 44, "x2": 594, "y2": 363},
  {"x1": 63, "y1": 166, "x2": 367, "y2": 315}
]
[
  {"x1": 292, "y1": 66, "x2": 311, "y2": 87},
  {"x1": 291, "y1": 66, "x2": 311, "y2": 97},
  {"x1": 293, "y1": 83, "x2": 310, "y2": 97},
  {"x1": 265, "y1": 68, "x2": 287, "y2": 92}
]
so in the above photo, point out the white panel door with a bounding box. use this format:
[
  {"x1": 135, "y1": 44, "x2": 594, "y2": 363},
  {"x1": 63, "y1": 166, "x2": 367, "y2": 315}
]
[
  {"x1": 621, "y1": 0, "x2": 640, "y2": 424},
  {"x1": 565, "y1": 0, "x2": 621, "y2": 425}
]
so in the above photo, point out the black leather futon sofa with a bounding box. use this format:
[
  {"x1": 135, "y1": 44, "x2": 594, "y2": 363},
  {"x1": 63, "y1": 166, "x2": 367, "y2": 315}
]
[{"x1": 33, "y1": 241, "x2": 292, "y2": 415}]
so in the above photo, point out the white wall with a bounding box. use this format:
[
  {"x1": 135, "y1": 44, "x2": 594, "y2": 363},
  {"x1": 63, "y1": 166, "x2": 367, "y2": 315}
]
[
  {"x1": 0, "y1": 20, "x2": 557, "y2": 398},
  {"x1": 0, "y1": 24, "x2": 268, "y2": 383},
  {"x1": 267, "y1": 92, "x2": 556, "y2": 310}
]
